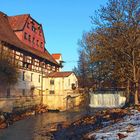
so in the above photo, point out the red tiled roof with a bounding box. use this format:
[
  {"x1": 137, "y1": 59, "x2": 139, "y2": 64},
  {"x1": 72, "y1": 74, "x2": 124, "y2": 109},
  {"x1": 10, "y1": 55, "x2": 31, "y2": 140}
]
[
  {"x1": 8, "y1": 14, "x2": 29, "y2": 31},
  {"x1": 52, "y1": 53, "x2": 61, "y2": 59},
  {"x1": 48, "y1": 71, "x2": 73, "y2": 78},
  {"x1": 0, "y1": 12, "x2": 58, "y2": 66}
]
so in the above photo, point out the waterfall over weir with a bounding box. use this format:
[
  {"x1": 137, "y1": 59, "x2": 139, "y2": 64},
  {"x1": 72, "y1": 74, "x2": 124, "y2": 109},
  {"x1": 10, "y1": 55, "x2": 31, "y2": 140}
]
[{"x1": 89, "y1": 91, "x2": 126, "y2": 108}]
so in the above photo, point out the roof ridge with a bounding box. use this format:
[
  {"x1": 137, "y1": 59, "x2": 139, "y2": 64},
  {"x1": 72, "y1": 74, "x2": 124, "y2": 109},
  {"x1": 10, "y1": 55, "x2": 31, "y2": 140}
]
[
  {"x1": 0, "y1": 12, "x2": 59, "y2": 66},
  {"x1": 52, "y1": 53, "x2": 62, "y2": 55},
  {"x1": 48, "y1": 71, "x2": 74, "y2": 78},
  {"x1": 0, "y1": 11, "x2": 7, "y2": 17},
  {"x1": 9, "y1": 14, "x2": 30, "y2": 17}
]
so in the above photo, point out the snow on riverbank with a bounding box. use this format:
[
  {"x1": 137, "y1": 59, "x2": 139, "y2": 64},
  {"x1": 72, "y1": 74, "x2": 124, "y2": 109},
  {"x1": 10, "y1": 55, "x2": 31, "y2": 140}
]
[{"x1": 86, "y1": 109, "x2": 140, "y2": 140}]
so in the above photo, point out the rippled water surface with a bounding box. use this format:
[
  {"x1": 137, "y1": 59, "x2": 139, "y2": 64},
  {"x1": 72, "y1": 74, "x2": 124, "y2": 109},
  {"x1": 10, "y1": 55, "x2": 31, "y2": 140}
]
[{"x1": 0, "y1": 108, "x2": 95, "y2": 140}]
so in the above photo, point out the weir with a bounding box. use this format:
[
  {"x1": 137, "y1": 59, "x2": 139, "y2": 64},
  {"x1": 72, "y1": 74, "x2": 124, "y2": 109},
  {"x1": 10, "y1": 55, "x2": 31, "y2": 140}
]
[{"x1": 89, "y1": 90, "x2": 126, "y2": 108}]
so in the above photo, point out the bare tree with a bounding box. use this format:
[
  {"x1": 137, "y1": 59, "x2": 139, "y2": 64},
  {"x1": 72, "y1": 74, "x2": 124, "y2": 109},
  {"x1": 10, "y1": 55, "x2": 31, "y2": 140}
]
[
  {"x1": 88, "y1": 0, "x2": 140, "y2": 104},
  {"x1": 77, "y1": 0, "x2": 140, "y2": 104},
  {"x1": 0, "y1": 51, "x2": 19, "y2": 97}
]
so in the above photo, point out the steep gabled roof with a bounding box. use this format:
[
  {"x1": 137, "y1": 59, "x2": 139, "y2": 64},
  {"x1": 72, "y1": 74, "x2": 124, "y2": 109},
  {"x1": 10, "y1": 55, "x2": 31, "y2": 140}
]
[
  {"x1": 48, "y1": 71, "x2": 73, "y2": 78},
  {"x1": 0, "y1": 12, "x2": 58, "y2": 66},
  {"x1": 52, "y1": 53, "x2": 61, "y2": 60},
  {"x1": 8, "y1": 14, "x2": 29, "y2": 31},
  {"x1": 0, "y1": 12, "x2": 23, "y2": 48},
  {"x1": 8, "y1": 14, "x2": 46, "y2": 43}
]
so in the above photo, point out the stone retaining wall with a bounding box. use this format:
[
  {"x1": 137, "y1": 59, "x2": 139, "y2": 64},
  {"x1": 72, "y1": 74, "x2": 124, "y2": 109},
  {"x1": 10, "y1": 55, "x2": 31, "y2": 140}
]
[{"x1": 0, "y1": 95, "x2": 41, "y2": 112}]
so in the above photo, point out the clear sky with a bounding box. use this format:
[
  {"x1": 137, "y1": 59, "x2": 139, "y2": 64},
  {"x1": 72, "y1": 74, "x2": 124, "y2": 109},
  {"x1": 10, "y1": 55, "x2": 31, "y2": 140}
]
[{"x1": 0, "y1": 0, "x2": 107, "y2": 71}]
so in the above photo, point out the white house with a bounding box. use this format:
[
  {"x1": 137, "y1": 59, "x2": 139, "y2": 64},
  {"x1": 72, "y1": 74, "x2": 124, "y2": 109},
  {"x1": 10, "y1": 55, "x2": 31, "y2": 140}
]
[{"x1": 43, "y1": 72, "x2": 81, "y2": 111}]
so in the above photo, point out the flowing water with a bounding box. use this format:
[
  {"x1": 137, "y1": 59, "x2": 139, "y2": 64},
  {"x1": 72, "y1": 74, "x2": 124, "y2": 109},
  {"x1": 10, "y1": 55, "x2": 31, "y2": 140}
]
[
  {"x1": 89, "y1": 91, "x2": 126, "y2": 108},
  {"x1": 0, "y1": 108, "x2": 94, "y2": 140},
  {"x1": 0, "y1": 91, "x2": 126, "y2": 140}
]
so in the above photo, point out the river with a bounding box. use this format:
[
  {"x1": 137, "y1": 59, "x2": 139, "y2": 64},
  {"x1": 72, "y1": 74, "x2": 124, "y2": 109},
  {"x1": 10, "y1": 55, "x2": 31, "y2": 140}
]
[{"x1": 0, "y1": 108, "x2": 95, "y2": 140}]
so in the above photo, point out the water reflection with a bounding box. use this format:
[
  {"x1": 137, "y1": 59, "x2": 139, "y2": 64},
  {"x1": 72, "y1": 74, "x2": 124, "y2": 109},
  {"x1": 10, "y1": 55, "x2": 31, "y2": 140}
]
[{"x1": 0, "y1": 108, "x2": 89, "y2": 140}]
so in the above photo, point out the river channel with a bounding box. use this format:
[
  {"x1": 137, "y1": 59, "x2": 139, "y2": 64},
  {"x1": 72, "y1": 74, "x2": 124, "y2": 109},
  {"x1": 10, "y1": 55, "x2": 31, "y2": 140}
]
[{"x1": 0, "y1": 108, "x2": 96, "y2": 140}]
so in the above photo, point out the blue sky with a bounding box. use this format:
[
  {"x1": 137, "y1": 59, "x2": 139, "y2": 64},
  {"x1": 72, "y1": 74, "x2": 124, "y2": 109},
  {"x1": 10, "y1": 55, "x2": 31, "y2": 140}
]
[{"x1": 0, "y1": 0, "x2": 107, "y2": 71}]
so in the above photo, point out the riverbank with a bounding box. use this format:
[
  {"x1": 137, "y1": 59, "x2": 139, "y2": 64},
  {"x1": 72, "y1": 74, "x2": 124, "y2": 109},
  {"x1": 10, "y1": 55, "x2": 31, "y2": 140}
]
[
  {"x1": 0, "y1": 107, "x2": 90, "y2": 140},
  {"x1": 1, "y1": 105, "x2": 140, "y2": 140},
  {"x1": 85, "y1": 109, "x2": 140, "y2": 140},
  {"x1": 47, "y1": 106, "x2": 140, "y2": 140},
  {"x1": 0, "y1": 104, "x2": 48, "y2": 129}
]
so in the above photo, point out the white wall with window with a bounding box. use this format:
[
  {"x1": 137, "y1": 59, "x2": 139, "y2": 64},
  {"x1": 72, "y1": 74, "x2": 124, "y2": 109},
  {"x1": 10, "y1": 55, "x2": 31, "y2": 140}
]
[{"x1": 46, "y1": 72, "x2": 78, "y2": 95}]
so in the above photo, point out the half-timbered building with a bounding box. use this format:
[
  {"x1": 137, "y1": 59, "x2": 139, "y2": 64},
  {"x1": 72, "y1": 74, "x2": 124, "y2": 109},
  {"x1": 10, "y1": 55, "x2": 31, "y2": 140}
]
[
  {"x1": 0, "y1": 12, "x2": 60, "y2": 98},
  {"x1": 0, "y1": 12, "x2": 82, "y2": 111}
]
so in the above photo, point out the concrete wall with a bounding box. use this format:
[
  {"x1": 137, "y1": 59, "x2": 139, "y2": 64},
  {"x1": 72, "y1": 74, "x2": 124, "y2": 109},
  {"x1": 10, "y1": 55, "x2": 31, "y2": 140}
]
[
  {"x1": 43, "y1": 94, "x2": 66, "y2": 111},
  {"x1": 43, "y1": 92, "x2": 83, "y2": 111}
]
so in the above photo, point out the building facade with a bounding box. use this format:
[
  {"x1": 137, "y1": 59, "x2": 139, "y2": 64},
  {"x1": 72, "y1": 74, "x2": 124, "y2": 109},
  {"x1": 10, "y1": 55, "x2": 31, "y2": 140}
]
[
  {"x1": 44, "y1": 72, "x2": 80, "y2": 110},
  {"x1": 0, "y1": 12, "x2": 81, "y2": 111},
  {"x1": 0, "y1": 12, "x2": 59, "y2": 107},
  {"x1": 8, "y1": 14, "x2": 45, "y2": 52}
]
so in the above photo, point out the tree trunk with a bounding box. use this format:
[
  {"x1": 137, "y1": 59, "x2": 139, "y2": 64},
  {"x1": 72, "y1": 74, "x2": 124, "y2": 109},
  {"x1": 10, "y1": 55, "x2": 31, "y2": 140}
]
[
  {"x1": 7, "y1": 86, "x2": 10, "y2": 98},
  {"x1": 134, "y1": 82, "x2": 139, "y2": 105},
  {"x1": 132, "y1": 49, "x2": 139, "y2": 105},
  {"x1": 126, "y1": 80, "x2": 130, "y2": 104}
]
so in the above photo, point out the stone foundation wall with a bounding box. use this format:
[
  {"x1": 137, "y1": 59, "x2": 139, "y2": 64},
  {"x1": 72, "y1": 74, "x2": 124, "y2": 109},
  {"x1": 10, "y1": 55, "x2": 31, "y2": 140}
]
[{"x1": 0, "y1": 95, "x2": 41, "y2": 112}]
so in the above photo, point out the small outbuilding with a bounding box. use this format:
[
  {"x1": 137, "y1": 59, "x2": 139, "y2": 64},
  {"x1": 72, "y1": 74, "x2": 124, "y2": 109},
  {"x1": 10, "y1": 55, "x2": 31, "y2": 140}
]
[{"x1": 43, "y1": 71, "x2": 82, "y2": 111}]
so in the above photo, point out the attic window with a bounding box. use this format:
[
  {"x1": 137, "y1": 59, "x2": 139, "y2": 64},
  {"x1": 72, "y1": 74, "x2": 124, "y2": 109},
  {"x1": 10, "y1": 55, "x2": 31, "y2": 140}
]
[
  {"x1": 24, "y1": 32, "x2": 27, "y2": 40},
  {"x1": 39, "y1": 30, "x2": 41, "y2": 36},
  {"x1": 28, "y1": 35, "x2": 31, "y2": 42},
  {"x1": 30, "y1": 20, "x2": 34, "y2": 24},
  {"x1": 27, "y1": 23, "x2": 30, "y2": 28},
  {"x1": 36, "y1": 40, "x2": 39, "y2": 46},
  {"x1": 38, "y1": 25, "x2": 41, "y2": 29},
  {"x1": 32, "y1": 26, "x2": 36, "y2": 32},
  {"x1": 40, "y1": 42, "x2": 43, "y2": 48},
  {"x1": 32, "y1": 37, "x2": 35, "y2": 44}
]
